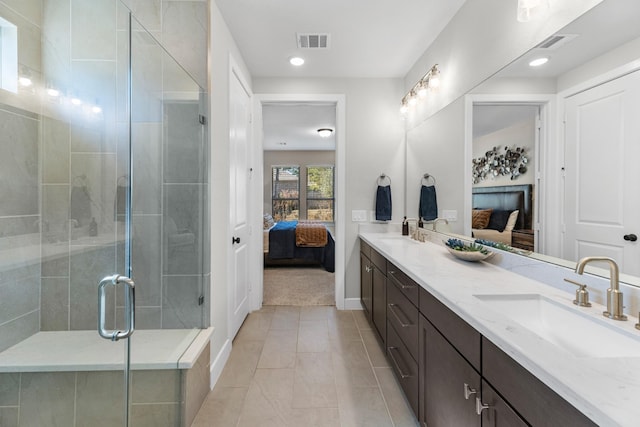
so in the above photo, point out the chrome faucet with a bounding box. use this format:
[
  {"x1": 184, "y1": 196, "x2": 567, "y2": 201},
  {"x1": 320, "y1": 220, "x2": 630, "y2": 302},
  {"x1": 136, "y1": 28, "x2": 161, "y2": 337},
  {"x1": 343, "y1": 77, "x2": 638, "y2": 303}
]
[
  {"x1": 432, "y1": 217, "x2": 449, "y2": 231},
  {"x1": 575, "y1": 256, "x2": 627, "y2": 321}
]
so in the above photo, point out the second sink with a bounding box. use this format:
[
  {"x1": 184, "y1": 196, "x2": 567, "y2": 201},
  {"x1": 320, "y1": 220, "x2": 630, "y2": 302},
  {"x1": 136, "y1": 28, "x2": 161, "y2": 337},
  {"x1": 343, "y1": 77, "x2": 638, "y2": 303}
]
[{"x1": 473, "y1": 293, "x2": 640, "y2": 358}]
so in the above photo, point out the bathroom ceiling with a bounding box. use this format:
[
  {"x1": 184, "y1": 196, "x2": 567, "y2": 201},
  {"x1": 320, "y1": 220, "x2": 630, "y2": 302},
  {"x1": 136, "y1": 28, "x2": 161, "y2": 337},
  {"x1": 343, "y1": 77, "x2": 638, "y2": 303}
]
[{"x1": 215, "y1": 0, "x2": 467, "y2": 78}]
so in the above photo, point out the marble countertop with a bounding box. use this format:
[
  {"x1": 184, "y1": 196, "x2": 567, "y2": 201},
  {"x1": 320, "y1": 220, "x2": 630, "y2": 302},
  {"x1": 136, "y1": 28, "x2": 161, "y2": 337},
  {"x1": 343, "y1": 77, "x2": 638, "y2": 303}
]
[{"x1": 360, "y1": 232, "x2": 640, "y2": 427}]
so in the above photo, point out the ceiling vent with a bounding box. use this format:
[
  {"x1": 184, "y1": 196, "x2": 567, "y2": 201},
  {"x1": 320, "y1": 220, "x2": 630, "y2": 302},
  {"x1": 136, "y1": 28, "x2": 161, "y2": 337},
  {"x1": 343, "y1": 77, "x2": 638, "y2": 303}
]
[
  {"x1": 534, "y1": 33, "x2": 578, "y2": 50},
  {"x1": 297, "y1": 33, "x2": 330, "y2": 49}
]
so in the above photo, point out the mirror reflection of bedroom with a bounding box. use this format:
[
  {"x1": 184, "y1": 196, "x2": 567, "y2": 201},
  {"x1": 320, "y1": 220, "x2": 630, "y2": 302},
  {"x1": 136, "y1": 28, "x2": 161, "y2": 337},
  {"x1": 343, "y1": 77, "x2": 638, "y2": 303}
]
[
  {"x1": 262, "y1": 102, "x2": 336, "y2": 306},
  {"x1": 471, "y1": 104, "x2": 539, "y2": 252}
]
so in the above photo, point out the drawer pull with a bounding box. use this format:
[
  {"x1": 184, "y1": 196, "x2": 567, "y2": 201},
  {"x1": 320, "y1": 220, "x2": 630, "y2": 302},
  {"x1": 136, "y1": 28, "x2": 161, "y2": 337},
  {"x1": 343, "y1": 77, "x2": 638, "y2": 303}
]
[
  {"x1": 388, "y1": 346, "x2": 412, "y2": 379},
  {"x1": 463, "y1": 383, "x2": 477, "y2": 400},
  {"x1": 388, "y1": 270, "x2": 417, "y2": 289},
  {"x1": 388, "y1": 303, "x2": 413, "y2": 328},
  {"x1": 475, "y1": 397, "x2": 490, "y2": 415},
  {"x1": 365, "y1": 265, "x2": 372, "y2": 273}
]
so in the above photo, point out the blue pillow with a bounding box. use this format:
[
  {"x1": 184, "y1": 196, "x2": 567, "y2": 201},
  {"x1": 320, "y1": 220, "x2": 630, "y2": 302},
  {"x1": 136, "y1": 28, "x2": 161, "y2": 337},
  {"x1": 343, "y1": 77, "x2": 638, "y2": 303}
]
[{"x1": 486, "y1": 210, "x2": 514, "y2": 232}]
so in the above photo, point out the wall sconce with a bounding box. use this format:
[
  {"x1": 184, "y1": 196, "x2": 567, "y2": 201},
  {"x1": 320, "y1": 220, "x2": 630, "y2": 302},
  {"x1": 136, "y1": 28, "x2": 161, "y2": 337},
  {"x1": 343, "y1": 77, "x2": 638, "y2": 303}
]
[
  {"x1": 517, "y1": 0, "x2": 549, "y2": 22},
  {"x1": 317, "y1": 128, "x2": 333, "y2": 138},
  {"x1": 400, "y1": 64, "x2": 441, "y2": 115}
]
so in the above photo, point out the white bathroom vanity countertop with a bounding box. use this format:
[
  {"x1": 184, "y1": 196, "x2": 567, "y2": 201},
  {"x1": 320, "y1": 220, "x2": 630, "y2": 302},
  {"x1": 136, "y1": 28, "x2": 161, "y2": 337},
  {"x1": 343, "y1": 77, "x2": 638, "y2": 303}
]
[{"x1": 359, "y1": 232, "x2": 640, "y2": 427}]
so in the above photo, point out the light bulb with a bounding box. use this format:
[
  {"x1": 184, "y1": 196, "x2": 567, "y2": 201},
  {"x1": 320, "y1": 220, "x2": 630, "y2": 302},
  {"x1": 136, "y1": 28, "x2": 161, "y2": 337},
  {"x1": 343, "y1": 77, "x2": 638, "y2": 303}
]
[
  {"x1": 529, "y1": 57, "x2": 549, "y2": 67},
  {"x1": 71, "y1": 97, "x2": 82, "y2": 106},
  {"x1": 92, "y1": 105, "x2": 102, "y2": 114},
  {"x1": 408, "y1": 95, "x2": 417, "y2": 107},
  {"x1": 289, "y1": 56, "x2": 304, "y2": 66},
  {"x1": 47, "y1": 88, "x2": 60, "y2": 97},
  {"x1": 400, "y1": 104, "x2": 408, "y2": 115},
  {"x1": 18, "y1": 77, "x2": 32, "y2": 87},
  {"x1": 417, "y1": 85, "x2": 428, "y2": 98}
]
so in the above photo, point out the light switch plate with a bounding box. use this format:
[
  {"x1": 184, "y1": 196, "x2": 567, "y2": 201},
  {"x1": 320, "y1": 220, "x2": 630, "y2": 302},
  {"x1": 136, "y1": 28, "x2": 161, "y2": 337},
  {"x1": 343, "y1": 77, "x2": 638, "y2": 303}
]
[
  {"x1": 442, "y1": 210, "x2": 457, "y2": 221},
  {"x1": 352, "y1": 210, "x2": 368, "y2": 222}
]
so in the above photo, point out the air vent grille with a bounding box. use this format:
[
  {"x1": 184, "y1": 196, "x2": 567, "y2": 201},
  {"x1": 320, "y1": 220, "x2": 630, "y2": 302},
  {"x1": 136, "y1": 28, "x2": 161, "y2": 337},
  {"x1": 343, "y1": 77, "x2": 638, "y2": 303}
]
[
  {"x1": 297, "y1": 33, "x2": 330, "y2": 49},
  {"x1": 535, "y1": 33, "x2": 577, "y2": 50}
]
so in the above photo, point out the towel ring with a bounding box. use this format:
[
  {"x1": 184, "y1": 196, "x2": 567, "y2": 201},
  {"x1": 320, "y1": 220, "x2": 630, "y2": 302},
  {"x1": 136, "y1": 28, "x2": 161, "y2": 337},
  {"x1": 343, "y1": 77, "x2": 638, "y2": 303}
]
[
  {"x1": 421, "y1": 174, "x2": 436, "y2": 186},
  {"x1": 377, "y1": 174, "x2": 391, "y2": 186}
]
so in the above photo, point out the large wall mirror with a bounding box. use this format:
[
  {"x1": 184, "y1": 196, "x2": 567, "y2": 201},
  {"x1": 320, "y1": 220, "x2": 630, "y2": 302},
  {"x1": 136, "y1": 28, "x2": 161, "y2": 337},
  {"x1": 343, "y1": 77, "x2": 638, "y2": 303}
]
[{"x1": 406, "y1": 0, "x2": 640, "y2": 286}]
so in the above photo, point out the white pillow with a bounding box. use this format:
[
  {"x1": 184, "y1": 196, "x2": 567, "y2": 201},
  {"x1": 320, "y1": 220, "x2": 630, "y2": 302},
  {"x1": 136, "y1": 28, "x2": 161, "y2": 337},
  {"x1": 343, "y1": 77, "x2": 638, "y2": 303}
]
[{"x1": 503, "y1": 210, "x2": 519, "y2": 232}]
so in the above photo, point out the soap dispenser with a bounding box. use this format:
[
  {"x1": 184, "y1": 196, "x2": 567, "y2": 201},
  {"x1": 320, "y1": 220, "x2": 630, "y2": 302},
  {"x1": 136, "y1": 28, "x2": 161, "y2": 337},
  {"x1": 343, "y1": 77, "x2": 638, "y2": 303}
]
[
  {"x1": 402, "y1": 217, "x2": 409, "y2": 235},
  {"x1": 418, "y1": 217, "x2": 424, "y2": 228},
  {"x1": 89, "y1": 217, "x2": 98, "y2": 237}
]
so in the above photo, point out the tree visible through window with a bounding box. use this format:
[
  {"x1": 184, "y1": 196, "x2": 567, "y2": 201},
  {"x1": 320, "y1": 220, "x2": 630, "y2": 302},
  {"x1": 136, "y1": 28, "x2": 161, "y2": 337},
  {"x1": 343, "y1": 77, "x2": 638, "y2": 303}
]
[
  {"x1": 307, "y1": 166, "x2": 334, "y2": 222},
  {"x1": 272, "y1": 166, "x2": 299, "y2": 221}
]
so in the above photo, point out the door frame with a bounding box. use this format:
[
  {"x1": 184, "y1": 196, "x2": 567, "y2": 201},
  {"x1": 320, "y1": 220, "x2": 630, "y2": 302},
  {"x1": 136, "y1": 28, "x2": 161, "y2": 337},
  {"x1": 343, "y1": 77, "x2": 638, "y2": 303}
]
[
  {"x1": 251, "y1": 93, "x2": 347, "y2": 310},
  {"x1": 464, "y1": 94, "x2": 556, "y2": 254}
]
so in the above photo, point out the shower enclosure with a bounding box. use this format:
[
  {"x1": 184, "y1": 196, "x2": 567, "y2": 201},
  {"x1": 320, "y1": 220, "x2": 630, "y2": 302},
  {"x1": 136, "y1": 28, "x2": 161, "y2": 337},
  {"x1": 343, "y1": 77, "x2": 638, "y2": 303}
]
[{"x1": 0, "y1": 1, "x2": 210, "y2": 426}]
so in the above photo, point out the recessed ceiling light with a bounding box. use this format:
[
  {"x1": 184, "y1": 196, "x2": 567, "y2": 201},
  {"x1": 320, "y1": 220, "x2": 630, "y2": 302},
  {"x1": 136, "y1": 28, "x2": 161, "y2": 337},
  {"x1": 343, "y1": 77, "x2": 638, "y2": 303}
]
[
  {"x1": 289, "y1": 56, "x2": 305, "y2": 66},
  {"x1": 317, "y1": 128, "x2": 333, "y2": 138},
  {"x1": 529, "y1": 57, "x2": 549, "y2": 67}
]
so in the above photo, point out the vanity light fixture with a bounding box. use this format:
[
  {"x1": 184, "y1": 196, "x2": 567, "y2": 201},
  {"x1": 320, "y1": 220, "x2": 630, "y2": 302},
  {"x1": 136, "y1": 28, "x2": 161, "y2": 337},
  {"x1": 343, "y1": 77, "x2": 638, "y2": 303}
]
[
  {"x1": 529, "y1": 57, "x2": 549, "y2": 67},
  {"x1": 317, "y1": 128, "x2": 333, "y2": 138},
  {"x1": 517, "y1": 0, "x2": 549, "y2": 22},
  {"x1": 400, "y1": 64, "x2": 441, "y2": 115},
  {"x1": 289, "y1": 56, "x2": 305, "y2": 66}
]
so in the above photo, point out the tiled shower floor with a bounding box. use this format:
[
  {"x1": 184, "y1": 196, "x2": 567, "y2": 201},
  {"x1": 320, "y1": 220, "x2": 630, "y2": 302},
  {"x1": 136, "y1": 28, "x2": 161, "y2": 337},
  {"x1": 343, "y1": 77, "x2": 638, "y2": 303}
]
[{"x1": 191, "y1": 306, "x2": 418, "y2": 426}]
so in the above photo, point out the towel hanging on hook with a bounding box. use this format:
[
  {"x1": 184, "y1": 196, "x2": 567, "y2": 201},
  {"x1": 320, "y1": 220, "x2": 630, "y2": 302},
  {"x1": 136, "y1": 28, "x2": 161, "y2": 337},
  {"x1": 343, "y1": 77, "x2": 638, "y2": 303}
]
[
  {"x1": 375, "y1": 173, "x2": 392, "y2": 221},
  {"x1": 419, "y1": 173, "x2": 438, "y2": 221}
]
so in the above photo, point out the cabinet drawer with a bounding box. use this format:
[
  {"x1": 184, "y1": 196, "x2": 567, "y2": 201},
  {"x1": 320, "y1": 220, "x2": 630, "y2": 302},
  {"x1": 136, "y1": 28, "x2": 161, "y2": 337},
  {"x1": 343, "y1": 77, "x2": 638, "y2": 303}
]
[
  {"x1": 370, "y1": 248, "x2": 387, "y2": 274},
  {"x1": 360, "y1": 239, "x2": 372, "y2": 258},
  {"x1": 419, "y1": 287, "x2": 480, "y2": 371},
  {"x1": 482, "y1": 338, "x2": 597, "y2": 427},
  {"x1": 387, "y1": 280, "x2": 419, "y2": 361},
  {"x1": 386, "y1": 262, "x2": 419, "y2": 305},
  {"x1": 387, "y1": 323, "x2": 419, "y2": 416}
]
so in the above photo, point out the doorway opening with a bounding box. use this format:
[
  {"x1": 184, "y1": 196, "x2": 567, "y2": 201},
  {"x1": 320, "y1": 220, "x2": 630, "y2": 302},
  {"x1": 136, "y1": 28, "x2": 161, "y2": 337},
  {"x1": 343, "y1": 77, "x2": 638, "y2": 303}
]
[{"x1": 251, "y1": 95, "x2": 346, "y2": 310}]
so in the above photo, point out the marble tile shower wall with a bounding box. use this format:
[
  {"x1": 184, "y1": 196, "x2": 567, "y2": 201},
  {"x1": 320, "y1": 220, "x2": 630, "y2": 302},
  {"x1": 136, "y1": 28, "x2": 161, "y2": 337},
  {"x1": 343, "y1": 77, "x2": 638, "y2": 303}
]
[{"x1": 0, "y1": 0, "x2": 209, "y2": 352}]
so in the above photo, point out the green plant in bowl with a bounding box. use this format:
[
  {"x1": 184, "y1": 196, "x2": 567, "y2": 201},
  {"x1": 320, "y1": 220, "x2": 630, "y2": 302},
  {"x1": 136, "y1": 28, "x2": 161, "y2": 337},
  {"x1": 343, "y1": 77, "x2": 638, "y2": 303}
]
[{"x1": 445, "y1": 238, "x2": 490, "y2": 255}]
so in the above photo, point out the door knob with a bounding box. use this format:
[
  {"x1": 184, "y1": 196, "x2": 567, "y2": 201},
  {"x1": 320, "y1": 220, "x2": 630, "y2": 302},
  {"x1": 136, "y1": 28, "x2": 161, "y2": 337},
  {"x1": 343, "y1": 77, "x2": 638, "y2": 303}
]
[
  {"x1": 624, "y1": 234, "x2": 637, "y2": 242},
  {"x1": 232, "y1": 236, "x2": 241, "y2": 244}
]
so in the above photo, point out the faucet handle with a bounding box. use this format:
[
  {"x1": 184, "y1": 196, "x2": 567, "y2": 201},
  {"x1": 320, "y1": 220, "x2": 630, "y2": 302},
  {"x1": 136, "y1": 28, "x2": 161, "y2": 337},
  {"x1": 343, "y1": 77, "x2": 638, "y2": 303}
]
[{"x1": 564, "y1": 278, "x2": 592, "y2": 307}]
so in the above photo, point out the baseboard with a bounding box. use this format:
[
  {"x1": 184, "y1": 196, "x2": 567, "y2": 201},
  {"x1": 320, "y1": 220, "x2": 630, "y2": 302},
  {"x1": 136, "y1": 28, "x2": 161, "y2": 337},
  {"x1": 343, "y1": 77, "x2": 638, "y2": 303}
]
[
  {"x1": 209, "y1": 338, "x2": 232, "y2": 389},
  {"x1": 344, "y1": 298, "x2": 363, "y2": 310}
]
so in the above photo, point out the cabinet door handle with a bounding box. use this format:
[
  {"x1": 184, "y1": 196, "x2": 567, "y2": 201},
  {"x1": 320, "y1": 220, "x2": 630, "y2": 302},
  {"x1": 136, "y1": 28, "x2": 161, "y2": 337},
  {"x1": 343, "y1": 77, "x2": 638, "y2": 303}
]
[
  {"x1": 463, "y1": 383, "x2": 477, "y2": 400},
  {"x1": 365, "y1": 265, "x2": 372, "y2": 273},
  {"x1": 387, "y1": 346, "x2": 412, "y2": 379},
  {"x1": 388, "y1": 270, "x2": 417, "y2": 289},
  {"x1": 388, "y1": 303, "x2": 413, "y2": 327},
  {"x1": 475, "y1": 397, "x2": 490, "y2": 415}
]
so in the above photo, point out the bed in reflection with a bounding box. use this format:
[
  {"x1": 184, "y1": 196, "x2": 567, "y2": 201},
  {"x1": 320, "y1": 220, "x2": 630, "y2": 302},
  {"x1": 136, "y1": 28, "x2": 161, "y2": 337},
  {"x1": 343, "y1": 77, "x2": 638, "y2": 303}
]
[
  {"x1": 263, "y1": 214, "x2": 335, "y2": 272},
  {"x1": 471, "y1": 185, "x2": 533, "y2": 246}
]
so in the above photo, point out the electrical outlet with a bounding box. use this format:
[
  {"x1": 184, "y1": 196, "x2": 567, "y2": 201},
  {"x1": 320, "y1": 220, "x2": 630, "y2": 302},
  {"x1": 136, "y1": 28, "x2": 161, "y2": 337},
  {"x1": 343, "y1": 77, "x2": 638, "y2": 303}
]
[
  {"x1": 351, "y1": 210, "x2": 368, "y2": 222},
  {"x1": 443, "y1": 210, "x2": 457, "y2": 221}
]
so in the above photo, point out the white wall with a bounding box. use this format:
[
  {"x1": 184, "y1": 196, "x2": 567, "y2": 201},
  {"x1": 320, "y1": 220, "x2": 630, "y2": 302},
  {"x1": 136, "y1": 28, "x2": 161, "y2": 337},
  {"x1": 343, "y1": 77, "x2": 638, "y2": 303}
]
[
  {"x1": 253, "y1": 78, "x2": 405, "y2": 299},
  {"x1": 208, "y1": 0, "x2": 253, "y2": 384}
]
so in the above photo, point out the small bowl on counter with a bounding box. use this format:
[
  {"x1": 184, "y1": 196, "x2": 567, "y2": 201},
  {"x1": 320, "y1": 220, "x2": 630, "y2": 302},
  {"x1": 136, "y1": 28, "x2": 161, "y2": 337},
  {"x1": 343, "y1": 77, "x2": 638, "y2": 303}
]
[{"x1": 444, "y1": 238, "x2": 494, "y2": 262}]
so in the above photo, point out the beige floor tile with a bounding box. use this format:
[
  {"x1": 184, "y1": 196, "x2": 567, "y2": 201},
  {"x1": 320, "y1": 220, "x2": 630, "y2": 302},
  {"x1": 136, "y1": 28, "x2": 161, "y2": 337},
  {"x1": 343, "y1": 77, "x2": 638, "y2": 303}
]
[
  {"x1": 270, "y1": 306, "x2": 300, "y2": 330},
  {"x1": 287, "y1": 407, "x2": 341, "y2": 426},
  {"x1": 217, "y1": 340, "x2": 265, "y2": 387},
  {"x1": 236, "y1": 381, "x2": 290, "y2": 427},
  {"x1": 375, "y1": 368, "x2": 419, "y2": 427},
  {"x1": 336, "y1": 384, "x2": 394, "y2": 427},
  {"x1": 234, "y1": 312, "x2": 273, "y2": 342},
  {"x1": 292, "y1": 352, "x2": 337, "y2": 408},
  {"x1": 298, "y1": 321, "x2": 330, "y2": 352},
  {"x1": 330, "y1": 340, "x2": 371, "y2": 368},
  {"x1": 190, "y1": 386, "x2": 248, "y2": 427},
  {"x1": 300, "y1": 305, "x2": 334, "y2": 321},
  {"x1": 353, "y1": 311, "x2": 372, "y2": 331},
  {"x1": 252, "y1": 369, "x2": 295, "y2": 403},
  {"x1": 257, "y1": 349, "x2": 297, "y2": 369},
  {"x1": 360, "y1": 328, "x2": 390, "y2": 368}
]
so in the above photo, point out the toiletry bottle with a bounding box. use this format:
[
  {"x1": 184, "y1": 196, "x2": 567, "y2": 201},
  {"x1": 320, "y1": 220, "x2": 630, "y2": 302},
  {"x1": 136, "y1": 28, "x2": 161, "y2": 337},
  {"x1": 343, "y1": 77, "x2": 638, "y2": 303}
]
[
  {"x1": 402, "y1": 217, "x2": 409, "y2": 235},
  {"x1": 89, "y1": 217, "x2": 98, "y2": 237},
  {"x1": 418, "y1": 217, "x2": 424, "y2": 228}
]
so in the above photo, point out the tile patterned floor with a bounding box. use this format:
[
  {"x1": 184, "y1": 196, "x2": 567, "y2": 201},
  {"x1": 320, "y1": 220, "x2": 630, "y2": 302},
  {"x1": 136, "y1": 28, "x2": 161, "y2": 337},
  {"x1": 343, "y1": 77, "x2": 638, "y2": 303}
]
[{"x1": 191, "y1": 306, "x2": 419, "y2": 427}]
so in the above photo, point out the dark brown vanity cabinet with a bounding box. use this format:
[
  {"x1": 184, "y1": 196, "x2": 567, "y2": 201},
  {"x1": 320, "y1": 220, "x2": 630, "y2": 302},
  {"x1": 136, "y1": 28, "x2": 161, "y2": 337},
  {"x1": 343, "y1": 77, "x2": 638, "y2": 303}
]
[
  {"x1": 359, "y1": 240, "x2": 386, "y2": 343},
  {"x1": 359, "y1": 239, "x2": 597, "y2": 427}
]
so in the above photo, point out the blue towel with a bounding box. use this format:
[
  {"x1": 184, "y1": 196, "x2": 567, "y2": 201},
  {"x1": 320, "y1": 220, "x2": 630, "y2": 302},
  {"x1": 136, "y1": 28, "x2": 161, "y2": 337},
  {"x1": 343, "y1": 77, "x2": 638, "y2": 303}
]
[
  {"x1": 419, "y1": 185, "x2": 438, "y2": 221},
  {"x1": 375, "y1": 185, "x2": 392, "y2": 221}
]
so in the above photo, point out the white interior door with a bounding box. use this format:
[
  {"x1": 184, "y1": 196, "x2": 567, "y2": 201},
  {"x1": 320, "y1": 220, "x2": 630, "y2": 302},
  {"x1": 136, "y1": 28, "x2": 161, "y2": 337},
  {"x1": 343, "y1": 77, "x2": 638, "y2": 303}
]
[
  {"x1": 228, "y1": 69, "x2": 252, "y2": 338},
  {"x1": 563, "y1": 70, "x2": 640, "y2": 275}
]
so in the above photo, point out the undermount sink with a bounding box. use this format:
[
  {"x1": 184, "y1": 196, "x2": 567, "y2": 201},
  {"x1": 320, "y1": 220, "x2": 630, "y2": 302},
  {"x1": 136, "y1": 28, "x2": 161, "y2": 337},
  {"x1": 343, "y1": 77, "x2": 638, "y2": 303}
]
[{"x1": 474, "y1": 293, "x2": 640, "y2": 358}]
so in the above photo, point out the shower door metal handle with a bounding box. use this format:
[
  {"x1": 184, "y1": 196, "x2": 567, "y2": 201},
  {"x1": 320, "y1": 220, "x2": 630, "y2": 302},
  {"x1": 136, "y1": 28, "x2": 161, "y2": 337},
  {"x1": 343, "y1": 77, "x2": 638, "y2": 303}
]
[{"x1": 98, "y1": 274, "x2": 136, "y2": 341}]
